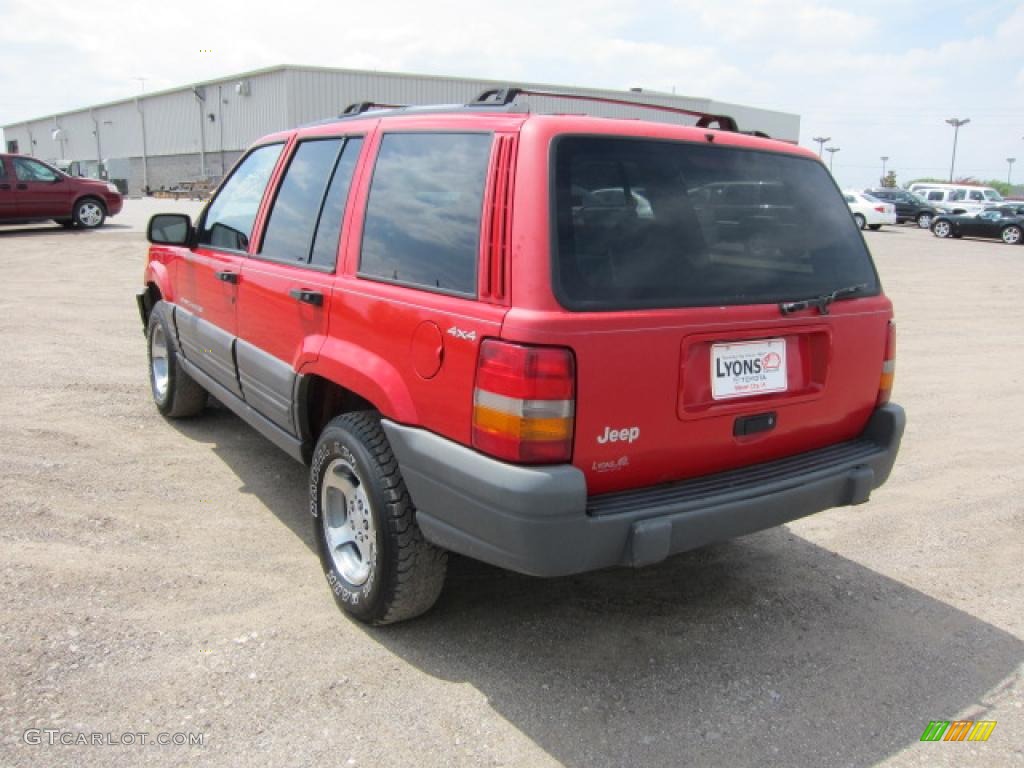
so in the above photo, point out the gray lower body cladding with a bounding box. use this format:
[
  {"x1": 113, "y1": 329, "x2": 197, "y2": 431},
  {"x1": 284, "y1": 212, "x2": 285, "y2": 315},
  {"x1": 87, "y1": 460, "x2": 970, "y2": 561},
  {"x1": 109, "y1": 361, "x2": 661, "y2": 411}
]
[{"x1": 383, "y1": 404, "x2": 905, "y2": 577}]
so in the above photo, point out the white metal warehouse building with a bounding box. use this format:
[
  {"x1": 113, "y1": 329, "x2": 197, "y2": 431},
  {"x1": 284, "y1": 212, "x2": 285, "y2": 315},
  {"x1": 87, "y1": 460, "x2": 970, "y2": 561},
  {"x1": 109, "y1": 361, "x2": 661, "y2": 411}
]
[{"x1": 2, "y1": 65, "x2": 800, "y2": 196}]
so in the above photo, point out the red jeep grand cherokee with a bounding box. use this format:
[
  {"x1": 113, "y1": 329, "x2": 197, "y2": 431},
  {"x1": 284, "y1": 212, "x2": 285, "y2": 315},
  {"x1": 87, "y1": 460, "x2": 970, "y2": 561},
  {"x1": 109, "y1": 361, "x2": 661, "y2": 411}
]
[
  {"x1": 0, "y1": 153, "x2": 123, "y2": 228},
  {"x1": 137, "y1": 89, "x2": 904, "y2": 625}
]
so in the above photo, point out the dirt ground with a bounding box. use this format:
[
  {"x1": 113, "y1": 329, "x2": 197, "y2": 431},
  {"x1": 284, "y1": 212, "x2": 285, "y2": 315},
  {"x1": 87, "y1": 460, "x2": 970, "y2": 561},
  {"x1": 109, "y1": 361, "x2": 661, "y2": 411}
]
[{"x1": 1, "y1": 201, "x2": 1021, "y2": 768}]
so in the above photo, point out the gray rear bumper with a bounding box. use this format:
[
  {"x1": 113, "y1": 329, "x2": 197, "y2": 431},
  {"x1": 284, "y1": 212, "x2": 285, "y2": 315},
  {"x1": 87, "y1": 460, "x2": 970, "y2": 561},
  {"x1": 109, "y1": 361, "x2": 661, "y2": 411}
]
[{"x1": 383, "y1": 404, "x2": 905, "y2": 577}]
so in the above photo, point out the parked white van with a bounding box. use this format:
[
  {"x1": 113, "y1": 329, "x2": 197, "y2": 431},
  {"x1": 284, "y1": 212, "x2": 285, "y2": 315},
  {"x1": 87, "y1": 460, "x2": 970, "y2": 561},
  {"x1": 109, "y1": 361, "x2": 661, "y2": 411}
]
[{"x1": 907, "y1": 183, "x2": 1005, "y2": 215}]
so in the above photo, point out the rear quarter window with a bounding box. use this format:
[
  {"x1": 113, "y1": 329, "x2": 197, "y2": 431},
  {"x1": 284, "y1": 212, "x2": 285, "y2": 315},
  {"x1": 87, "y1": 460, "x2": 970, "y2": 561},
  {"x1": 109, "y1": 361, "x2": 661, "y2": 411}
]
[
  {"x1": 552, "y1": 136, "x2": 879, "y2": 311},
  {"x1": 359, "y1": 133, "x2": 491, "y2": 297}
]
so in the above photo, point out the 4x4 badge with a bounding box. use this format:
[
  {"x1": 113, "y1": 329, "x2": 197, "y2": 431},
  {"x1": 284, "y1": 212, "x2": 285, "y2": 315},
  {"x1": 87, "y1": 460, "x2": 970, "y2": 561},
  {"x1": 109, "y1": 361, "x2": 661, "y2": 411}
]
[{"x1": 447, "y1": 326, "x2": 477, "y2": 342}]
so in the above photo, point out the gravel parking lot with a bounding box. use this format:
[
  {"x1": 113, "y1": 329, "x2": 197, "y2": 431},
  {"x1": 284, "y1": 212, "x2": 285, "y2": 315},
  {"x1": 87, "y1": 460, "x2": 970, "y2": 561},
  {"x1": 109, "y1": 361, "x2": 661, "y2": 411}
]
[{"x1": 1, "y1": 202, "x2": 1022, "y2": 768}]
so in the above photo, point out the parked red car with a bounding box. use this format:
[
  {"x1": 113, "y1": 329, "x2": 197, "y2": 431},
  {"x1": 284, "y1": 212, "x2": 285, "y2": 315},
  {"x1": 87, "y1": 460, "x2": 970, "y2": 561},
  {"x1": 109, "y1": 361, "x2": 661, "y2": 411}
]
[
  {"x1": 138, "y1": 89, "x2": 904, "y2": 624},
  {"x1": 0, "y1": 153, "x2": 123, "y2": 228}
]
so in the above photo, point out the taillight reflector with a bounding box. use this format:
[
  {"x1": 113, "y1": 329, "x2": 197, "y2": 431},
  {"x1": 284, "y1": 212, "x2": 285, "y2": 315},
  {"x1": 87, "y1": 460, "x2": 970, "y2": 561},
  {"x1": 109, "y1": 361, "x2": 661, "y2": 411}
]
[
  {"x1": 878, "y1": 321, "x2": 896, "y2": 405},
  {"x1": 472, "y1": 340, "x2": 575, "y2": 463}
]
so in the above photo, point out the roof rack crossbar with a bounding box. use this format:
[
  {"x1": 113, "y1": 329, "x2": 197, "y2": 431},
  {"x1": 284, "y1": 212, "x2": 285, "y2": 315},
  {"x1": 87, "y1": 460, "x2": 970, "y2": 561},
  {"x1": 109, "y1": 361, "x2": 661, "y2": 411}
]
[
  {"x1": 469, "y1": 86, "x2": 741, "y2": 133},
  {"x1": 340, "y1": 101, "x2": 408, "y2": 117}
]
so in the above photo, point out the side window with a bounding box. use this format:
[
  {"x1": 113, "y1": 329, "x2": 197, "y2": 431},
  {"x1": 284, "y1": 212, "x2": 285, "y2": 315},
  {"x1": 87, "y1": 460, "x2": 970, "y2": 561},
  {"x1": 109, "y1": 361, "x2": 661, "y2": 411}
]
[
  {"x1": 927, "y1": 190, "x2": 944, "y2": 201},
  {"x1": 359, "y1": 133, "x2": 492, "y2": 296},
  {"x1": 198, "y1": 143, "x2": 283, "y2": 252},
  {"x1": 968, "y1": 190, "x2": 985, "y2": 201},
  {"x1": 14, "y1": 158, "x2": 58, "y2": 182},
  {"x1": 949, "y1": 190, "x2": 965, "y2": 201},
  {"x1": 0, "y1": 159, "x2": 7, "y2": 178},
  {"x1": 260, "y1": 139, "x2": 342, "y2": 263},
  {"x1": 311, "y1": 138, "x2": 363, "y2": 269}
]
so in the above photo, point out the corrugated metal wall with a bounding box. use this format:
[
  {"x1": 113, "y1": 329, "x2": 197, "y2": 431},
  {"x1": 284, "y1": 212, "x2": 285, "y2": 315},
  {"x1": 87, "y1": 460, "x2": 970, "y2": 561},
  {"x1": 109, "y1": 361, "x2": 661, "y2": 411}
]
[
  {"x1": 2, "y1": 66, "x2": 799, "y2": 191},
  {"x1": 284, "y1": 68, "x2": 799, "y2": 139},
  {"x1": 3, "y1": 69, "x2": 292, "y2": 166}
]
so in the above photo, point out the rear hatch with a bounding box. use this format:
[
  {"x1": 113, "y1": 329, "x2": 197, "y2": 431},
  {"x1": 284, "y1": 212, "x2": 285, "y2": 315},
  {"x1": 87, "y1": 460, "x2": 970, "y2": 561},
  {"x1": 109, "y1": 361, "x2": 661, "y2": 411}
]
[{"x1": 514, "y1": 135, "x2": 891, "y2": 495}]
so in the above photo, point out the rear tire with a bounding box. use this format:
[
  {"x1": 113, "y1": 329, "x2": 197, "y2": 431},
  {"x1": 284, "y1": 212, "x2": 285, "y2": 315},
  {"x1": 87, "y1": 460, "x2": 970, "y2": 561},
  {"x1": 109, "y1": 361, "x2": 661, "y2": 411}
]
[
  {"x1": 1001, "y1": 225, "x2": 1022, "y2": 245},
  {"x1": 312, "y1": 411, "x2": 447, "y2": 625},
  {"x1": 868, "y1": 224, "x2": 882, "y2": 231},
  {"x1": 147, "y1": 302, "x2": 207, "y2": 418},
  {"x1": 853, "y1": 213, "x2": 866, "y2": 230}
]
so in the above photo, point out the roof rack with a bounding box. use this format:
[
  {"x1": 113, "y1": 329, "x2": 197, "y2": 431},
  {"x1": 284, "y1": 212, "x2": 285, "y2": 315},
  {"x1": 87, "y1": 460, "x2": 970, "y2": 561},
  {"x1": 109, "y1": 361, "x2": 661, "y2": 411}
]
[
  {"x1": 339, "y1": 101, "x2": 408, "y2": 117},
  {"x1": 327, "y1": 88, "x2": 769, "y2": 137},
  {"x1": 470, "y1": 87, "x2": 740, "y2": 133}
]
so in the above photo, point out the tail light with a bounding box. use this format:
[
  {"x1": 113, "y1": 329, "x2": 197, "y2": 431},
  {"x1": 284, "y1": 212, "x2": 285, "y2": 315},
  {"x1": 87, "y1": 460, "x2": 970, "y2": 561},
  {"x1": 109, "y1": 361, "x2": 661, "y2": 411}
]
[
  {"x1": 877, "y1": 321, "x2": 896, "y2": 405},
  {"x1": 472, "y1": 340, "x2": 575, "y2": 464},
  {"x1": 874, "y1": 205, "x2": 886, "y2": 213}
]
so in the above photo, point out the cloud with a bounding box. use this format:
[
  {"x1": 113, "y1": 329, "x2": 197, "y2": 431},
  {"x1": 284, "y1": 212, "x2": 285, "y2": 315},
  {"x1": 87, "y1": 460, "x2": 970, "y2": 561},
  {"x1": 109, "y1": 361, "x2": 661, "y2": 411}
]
[
  {"x1": 669, "y1": 0, "x2": 878, "y2": 48},
  {"x1": 2, "y1": 0, "x2": 1022, "y2": 190}
]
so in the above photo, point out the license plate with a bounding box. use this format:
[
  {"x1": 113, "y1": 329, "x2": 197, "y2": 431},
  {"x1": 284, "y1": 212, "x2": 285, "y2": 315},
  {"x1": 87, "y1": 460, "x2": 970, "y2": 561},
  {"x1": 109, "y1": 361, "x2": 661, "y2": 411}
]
[{"x1": 711, "y1": 339, "x2": 787, "y2": 400}]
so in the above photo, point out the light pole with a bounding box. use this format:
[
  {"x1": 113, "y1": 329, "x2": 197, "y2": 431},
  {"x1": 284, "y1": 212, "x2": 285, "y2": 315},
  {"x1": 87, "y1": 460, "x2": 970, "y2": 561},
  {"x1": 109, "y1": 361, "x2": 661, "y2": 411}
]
[
  {"x1": 944, "y1": 117, "x2": 970, "y2": 182},
  {"x1": 825, "y1": 146, "x2": 840, "y2": 173},
  {"x1": 1007, "y1": 158, "x2": 1016, "y2": 186},
  {"x1": 880, "y1": 156, "x2": 889, "y2": 185},
  {"x1": 812, "y1": 136, "x2": 831, "y2": 157}
]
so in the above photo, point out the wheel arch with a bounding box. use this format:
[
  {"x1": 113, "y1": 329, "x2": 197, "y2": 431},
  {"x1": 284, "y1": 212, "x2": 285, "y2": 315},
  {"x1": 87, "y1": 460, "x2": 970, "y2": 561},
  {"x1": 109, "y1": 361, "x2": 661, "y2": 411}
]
[
  {"x1": 139, "y1": 262, "x2": 174, "y2": 328},
  {"x1": 296, "y1": 350, "x2": 418, "y2": 459},
  {"x1": 72, "y1": 193, "x2": 107, "y2": 215}
]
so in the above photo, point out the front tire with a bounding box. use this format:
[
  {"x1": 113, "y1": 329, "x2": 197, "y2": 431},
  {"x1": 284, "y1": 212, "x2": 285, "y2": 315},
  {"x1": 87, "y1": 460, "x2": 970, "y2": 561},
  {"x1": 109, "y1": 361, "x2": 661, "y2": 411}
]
[
  {"x1": 312, "y1": 412, "x2": 447, "y2": 625},
  {"x1": 917, "y1": 212, "x2": 932, "y2": 229},
  {"x1": 147, "y1": 302, "x2": 207, "y2": 418},
  {"x1": 868, "y1": 224, "x2": 882, "y2": 231},
  {"x1": 72, "y1": 198, "x2": 106, "y2": 229},
  {"x1": 932, "y1": 220, "x2": 952, "y2": 238},
  {"x1": 1001, "y1": 225, "x2": 1022, "y2": 245},
  {"x1": 853, "y1": 213, "x2": 866, "y2": 230}
]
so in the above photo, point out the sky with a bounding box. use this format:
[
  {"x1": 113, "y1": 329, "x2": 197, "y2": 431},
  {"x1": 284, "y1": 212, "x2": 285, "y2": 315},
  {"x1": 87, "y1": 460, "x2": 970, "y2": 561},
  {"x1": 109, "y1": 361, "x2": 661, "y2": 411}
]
[{"x1": 1, "y1": 0, "x2": 1022, "y2": 190}]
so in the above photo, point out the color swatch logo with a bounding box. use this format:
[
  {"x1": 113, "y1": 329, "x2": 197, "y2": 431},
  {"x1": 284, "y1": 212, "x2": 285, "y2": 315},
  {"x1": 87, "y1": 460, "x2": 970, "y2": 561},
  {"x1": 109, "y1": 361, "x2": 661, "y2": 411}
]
[{"x1": 920, "y1": 720, "x2": 997, "y2": 742}]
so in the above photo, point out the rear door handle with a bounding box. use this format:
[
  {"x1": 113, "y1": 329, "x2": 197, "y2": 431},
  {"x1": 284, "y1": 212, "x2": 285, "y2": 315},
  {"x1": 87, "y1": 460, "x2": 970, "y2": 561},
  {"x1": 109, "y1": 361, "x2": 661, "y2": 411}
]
[
  {"x1": 215, "y1": 270, "x2": 239, "y2": 284},
  {"x1": 289, "y1": 288, "x2": 323, "y2": 306},
  {"x1": 0, "y1": 183, "x2": 10, "y2": 190},
  {"x1": 16, "y1": 183, "x2": 28, "y2": 190}
]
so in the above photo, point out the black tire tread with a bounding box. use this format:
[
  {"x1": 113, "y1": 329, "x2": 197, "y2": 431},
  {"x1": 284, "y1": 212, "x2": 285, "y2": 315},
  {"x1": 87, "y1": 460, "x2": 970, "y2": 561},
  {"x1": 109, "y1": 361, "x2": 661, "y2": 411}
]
[
  {"x1": 147, "y1": 303, "x2": 207, "y2": 418},
  {"x1": 322, "y1": 411, "x2": 447, "y2": 625}
]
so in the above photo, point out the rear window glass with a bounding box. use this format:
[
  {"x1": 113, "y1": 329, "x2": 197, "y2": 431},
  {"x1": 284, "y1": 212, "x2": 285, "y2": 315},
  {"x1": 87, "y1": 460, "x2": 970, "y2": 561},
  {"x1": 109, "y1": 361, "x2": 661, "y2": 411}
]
[{"x1": 552, "y1": 137, "x2": 879, "y2": 311}]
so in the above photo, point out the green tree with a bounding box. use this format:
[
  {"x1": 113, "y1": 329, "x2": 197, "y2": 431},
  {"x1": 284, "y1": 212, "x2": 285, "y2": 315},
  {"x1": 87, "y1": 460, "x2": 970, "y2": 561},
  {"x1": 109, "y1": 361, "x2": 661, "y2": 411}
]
[
  {"x1": 980, "y1": 179, "x2": 1012, "y2": 196},
  {"x1": 882, "y1": 171, "x2": 897, "y2": 188}
]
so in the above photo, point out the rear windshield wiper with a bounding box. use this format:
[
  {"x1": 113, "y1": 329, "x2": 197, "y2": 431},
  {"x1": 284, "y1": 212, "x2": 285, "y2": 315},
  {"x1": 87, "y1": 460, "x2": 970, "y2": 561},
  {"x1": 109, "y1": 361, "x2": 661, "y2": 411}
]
[{"x1": 779, "y1": 284, "x2": 867, "y2": 316}]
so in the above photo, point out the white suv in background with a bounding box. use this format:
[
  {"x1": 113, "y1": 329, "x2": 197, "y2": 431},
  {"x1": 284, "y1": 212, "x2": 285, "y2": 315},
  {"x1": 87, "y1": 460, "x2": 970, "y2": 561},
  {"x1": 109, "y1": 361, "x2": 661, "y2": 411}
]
[{"x1": 907, "y1": 183, "x2": 1004, "y2": 215}]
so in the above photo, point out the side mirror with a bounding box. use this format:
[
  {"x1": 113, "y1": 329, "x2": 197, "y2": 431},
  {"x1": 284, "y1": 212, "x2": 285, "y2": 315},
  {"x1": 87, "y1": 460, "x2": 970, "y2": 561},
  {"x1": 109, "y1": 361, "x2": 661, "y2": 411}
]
[
  {"x1": 147, "y1": 213, "x2": 193, "y2": 246},
  {"x1": 52, "y1": 176, "x2": 64, "y2": 183}
]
